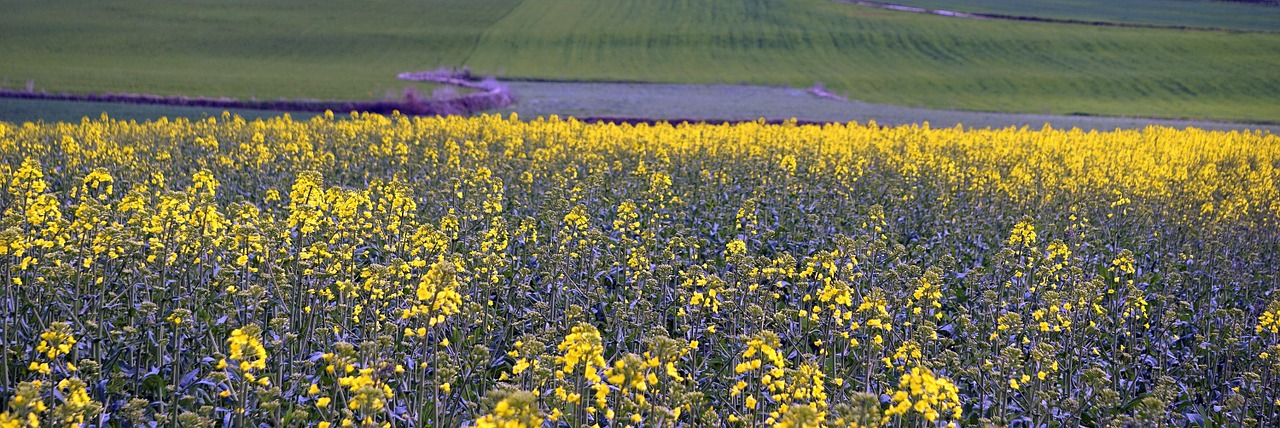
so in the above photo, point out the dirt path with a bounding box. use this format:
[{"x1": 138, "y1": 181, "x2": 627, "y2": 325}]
[
  {"x1": 4, "y1": 70, "x2": 1274, "y2": 133},
  {"x1": 841, "y1": 1, "x2": 988, "y2": 19},
  {"x1": 396, "y1": 68, "x2": 505, "y2": 92},
  {"x1": 492, "y1": 80, "x2": 1280, "y2": 133}
]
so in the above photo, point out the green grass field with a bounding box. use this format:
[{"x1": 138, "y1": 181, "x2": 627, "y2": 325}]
[
  {"x1": 0, "y1": 0, "x2": 515, "y2": 100},
  {"x1": 883, "y1": 0, "x2": 1280, "y2": 32},
  {"x1": 2, "y1": 0, "x2": 1278, "y2": 122}
]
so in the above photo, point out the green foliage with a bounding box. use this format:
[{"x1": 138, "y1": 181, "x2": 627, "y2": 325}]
[{"x1": 0, "y1": 0, "x2": 519, "y2": 100}]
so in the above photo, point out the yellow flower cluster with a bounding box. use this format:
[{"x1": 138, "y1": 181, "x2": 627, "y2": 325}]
[
  {"x1": 1007, "y1": 220, "x2": 1037, "y2": 248},
  {"x1": 474, "y1": 391, "x2": 543, "y2": 428},
  {"x1": 0, "y1": 382, "x2": 45, "y2": 428},
  {"x1": 736, "y1": 331, "x2": 786, "y2": 378},
  {"x1": 772, "y1": 363, "x2": 828, "y2": 417},
  {"x1": 50, "y1": 378, "x2": 99, "y2": 428},
  {"x1": 226, "y1": 326, "x2": 267, "y2": 372},
  {"x1": 605, "y1": 354, "x2": 657, "y2": 394},
  {"x1": 404, "y1": 257, "x2": 463, "y2": 326},
  {"x1": 557, "y1": 324, "x2": 606, "y2": 381},
  {"x1": 884, "y1": 366, "x2": 962, "y2": 425},
  {"x1": 1258, "y1": 300, "x2": 1280, "y2": 335},
  {"x1": 1111, "y1": 250, "x2": 1137, "y2": 277},
  {"x1": 553, "y1": 324, "x2": 613, "y2": 421},
  {"x1": 339, "y1": 368, "x2": 395, "y2": 414},
  {"x1": 36, "y1": 322, "x2": 75, "y2": 360}
]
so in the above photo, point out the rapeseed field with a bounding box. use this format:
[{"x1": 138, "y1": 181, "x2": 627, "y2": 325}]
[{"x1": 0, "y1": 113, "x2": 1277, "y2": 426}]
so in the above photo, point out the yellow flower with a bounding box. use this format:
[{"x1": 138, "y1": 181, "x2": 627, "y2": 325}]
[
  {"x1": 340, "y1": 368, "x2": 392, "y2": 413},
  {"x1": 405, "y1": 257, "x2": 463, "y2": 325},
  {"x1": 474, "y1": 391, "x2": 543, "y2": 428},
  {"x1": 512, "y1": 358, "x2": 530, "y2": 375},
  {"x1": 1007, "y1": 220, "x2": 1037, "y2": 247},
  {"x1": 28, "y1": 362, "x2": 50, "y2": 375},
  {"x1": 556, "y1": 323, "x2": 606, "y2": 382},
  {"x1": 36, "y1": 322, "x2": 76, "y2": 360},
  {"x1": 227, "y1": 326, "x2": 267, "y2": 371},
  {"x1": 885, "y1": 366, "x2": 962, "y2": 423}
]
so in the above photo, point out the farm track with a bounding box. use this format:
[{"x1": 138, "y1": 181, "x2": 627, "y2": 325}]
[
  {"x1": 493, "y1": 80, "x2": 1280, "y2": 132},
  {"x1": 4, "y1": 76, "x2": 1278, "y2": 133}
]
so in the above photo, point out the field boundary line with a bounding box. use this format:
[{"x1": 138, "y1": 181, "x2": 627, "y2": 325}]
[{"x1": 0, "y1": 85, "x2": 513, "y2": 117}]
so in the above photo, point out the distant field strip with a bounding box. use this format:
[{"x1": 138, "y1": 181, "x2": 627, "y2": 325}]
[
  {"x1": 881, "y1": 0, "x2": 1280, "y2": 32},
  {"x1": 2, "y1": 0, "x2": 1279, "y2": 121},
  {"x1": 841, "y1": 0, "x2": 1280, "y2": 32}
]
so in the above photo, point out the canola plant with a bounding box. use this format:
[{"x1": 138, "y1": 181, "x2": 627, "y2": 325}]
[{"x1": 0, "y1": 112, "x2": 1278, "y2": 427}]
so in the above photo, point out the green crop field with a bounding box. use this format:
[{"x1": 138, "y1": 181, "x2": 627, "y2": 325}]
[
  {"x1": 0, "y1": 0, "x2": 518, "y2": 100},
  {"x1": 1, "y1": 0, "x2": 1278, "y2": 122},
  {"x1": 883, "y1": 0, "x2": 1280, "y2": 32}
]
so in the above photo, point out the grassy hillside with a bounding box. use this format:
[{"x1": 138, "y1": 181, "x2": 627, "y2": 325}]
[
  {"x1": 884, "y1": 0, "x2": 1280, "y2": 31},
  {"x1": 1, "y1": 0, "x2": 1278, "y2": 122},
  {"x1": 467, "y1": 0, "x2": 1280, "y2": 121}
]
